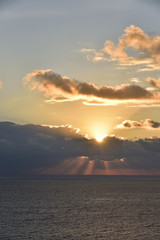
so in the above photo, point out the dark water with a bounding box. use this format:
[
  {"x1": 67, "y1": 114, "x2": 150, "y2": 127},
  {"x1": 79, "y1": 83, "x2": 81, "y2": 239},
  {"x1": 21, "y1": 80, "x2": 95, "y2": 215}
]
[{"x1": 0, "y1": 176, "x2": 160, "y2": 240}]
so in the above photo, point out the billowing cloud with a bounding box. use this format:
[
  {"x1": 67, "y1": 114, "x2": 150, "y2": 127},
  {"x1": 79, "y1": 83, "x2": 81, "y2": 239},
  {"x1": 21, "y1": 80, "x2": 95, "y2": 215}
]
[
  {"x1": 23, "y1": 69, "x2": 154, "y2": 105},
  {"x1": 115, "y1": 119, "x2": 160, "y2": 129},
  {"x1": 82, "y1": 25, "x2": 160, "y2": 71},
  {"x1": 0, "y1": 122, "x2": 160, "y2": 176}
]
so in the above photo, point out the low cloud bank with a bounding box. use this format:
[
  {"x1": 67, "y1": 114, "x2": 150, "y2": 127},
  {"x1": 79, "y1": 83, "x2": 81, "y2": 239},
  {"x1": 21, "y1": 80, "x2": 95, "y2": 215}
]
[{"x1": 0, "y1": 122, "x2": 160, "y2": 176}]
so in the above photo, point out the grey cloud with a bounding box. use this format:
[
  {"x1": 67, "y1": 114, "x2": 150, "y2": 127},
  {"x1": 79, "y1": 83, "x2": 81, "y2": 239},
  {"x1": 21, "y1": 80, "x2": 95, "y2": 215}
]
[
  {"x1": 116, "y1": 119, "x2": 160, "y2": 129},
  {"x1": 0, "y1": 122, "x2": 160, "y2": 176},
  {"x1": 147, "y1": 77, "x2": 160, "y2": 88},
  {"x1": 23, "y1": 70, "x2": 153, "y2": 104}
]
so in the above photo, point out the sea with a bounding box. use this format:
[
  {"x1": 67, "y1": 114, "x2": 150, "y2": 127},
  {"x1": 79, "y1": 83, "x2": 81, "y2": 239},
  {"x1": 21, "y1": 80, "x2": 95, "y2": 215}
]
[{"x1": 0, "y1": 176, "x2": 160, "y2": 240}]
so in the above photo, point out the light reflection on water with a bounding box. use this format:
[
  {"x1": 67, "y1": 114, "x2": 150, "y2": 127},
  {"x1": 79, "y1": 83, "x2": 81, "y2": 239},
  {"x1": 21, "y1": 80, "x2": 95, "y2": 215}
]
[{"x1": 0, "y1": 176, "x2": 160, "y2": 240}]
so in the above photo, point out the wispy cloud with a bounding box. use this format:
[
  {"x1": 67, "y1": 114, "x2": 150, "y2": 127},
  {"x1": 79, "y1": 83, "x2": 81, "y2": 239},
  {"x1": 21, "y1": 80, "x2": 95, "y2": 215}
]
[
  {"x1": 115, "y1": 119, "x2": 160, "y2": 129},
  {"x1": 0, "y1": 8, "x2": 77, "y2": 21},
  {"x1": 0, "y1": 81, "x2": 2, "y2": 89},
  {"x1": 130, "y1": 78, "x2": 142, "y2": 83},
  {"x1": 127, "y1": 103, "x2": 160, "y2": 108},
  {"x1": 23, "y1": 69, "x2": 155, "y2": 106},
  {"x1": 81, "y1": 25, "x2": 160, "y2": 71}
]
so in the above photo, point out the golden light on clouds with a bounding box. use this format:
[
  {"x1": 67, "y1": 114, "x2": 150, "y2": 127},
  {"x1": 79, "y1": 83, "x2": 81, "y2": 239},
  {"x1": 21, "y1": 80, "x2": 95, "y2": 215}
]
[
  {"x1": 23, "y1": 69, "x2": 155, "y2": 107},
  {"x1": 81, "y1": 25, "x2": 160, "y2": 72}
]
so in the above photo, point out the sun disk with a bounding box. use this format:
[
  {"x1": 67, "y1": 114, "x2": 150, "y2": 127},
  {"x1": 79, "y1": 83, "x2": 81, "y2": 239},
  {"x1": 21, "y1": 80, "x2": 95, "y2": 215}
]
[{"x1": 95, "y1": 134, "x2": 107, "y2": 143}]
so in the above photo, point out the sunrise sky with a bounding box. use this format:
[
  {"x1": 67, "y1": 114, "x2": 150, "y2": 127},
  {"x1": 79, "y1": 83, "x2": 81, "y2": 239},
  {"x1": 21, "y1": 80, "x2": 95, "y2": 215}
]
[{"x1": 1, "y1": 0, "x2": 160, "y2": 176}]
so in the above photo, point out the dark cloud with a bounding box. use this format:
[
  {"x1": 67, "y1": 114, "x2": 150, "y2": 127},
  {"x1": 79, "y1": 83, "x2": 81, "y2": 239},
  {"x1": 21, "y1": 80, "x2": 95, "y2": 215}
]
[
  {"x1": 23, "y1": 70, "x2": 153, "y2": 105},
  {"x1": 0, "y1": 122, "x2": 160, "y2": 176},
  {"x1": 147, "y1": 77, "x2": 160, "y2": 88},
  {"x1": 116, "y1": 119, "x2": 160, "y2": 129}
]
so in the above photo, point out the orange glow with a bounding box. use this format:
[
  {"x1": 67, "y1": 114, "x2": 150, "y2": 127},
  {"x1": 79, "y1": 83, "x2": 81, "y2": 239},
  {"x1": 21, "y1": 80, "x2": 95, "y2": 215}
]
[
  {"x1": 88, "y1": 122, "x2": 108, "y2": 142},
  {"x1": 95, "y1": 134, "x2": 107, "y2": 142}
]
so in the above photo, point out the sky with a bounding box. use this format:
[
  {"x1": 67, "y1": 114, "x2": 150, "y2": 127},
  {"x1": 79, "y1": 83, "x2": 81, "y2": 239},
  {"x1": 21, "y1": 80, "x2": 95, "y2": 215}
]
[{"x1": 1, "y1": 0, "x2": 160, "y2": 175}]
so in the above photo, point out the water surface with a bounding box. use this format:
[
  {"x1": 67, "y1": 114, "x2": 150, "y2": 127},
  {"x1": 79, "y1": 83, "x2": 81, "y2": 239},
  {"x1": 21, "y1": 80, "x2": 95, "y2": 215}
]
[{"x1": 0, "y1": 176, "x2": 160, "y2": 239}]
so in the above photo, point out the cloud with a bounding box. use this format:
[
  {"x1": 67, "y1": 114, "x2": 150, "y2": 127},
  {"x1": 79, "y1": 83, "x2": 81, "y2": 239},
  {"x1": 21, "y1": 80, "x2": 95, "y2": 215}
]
[
  {"x1": 147, "y1": 77, "x2": 160, "y2": 88},
  {"x1": 127, "y1": 103, "x2": 160, "y2": 108},
  {"x1": 80, "y1": 48, "x2": 107, "y2": 62},
  {"x1": 130, "y1": 78, "x2": 142, "y2": 83},
  {"x1": 0, "y1": 122, "x2": 160, "y2": 176},
  {"x1": 115, "y1": 119, "x2": 160, "y2": 129},
  {"x1": 81, "y1": 25, "x2": 160, "y2": 71},
  {"x1": 0, "y1": 80, "x2": 2, "y2": 88},
  {"x1": 23, "y1": 69, "x2": 155, "y2": 105},
  {"x1": 80, "y1": 48, "x2": 96, "y2": 53}
]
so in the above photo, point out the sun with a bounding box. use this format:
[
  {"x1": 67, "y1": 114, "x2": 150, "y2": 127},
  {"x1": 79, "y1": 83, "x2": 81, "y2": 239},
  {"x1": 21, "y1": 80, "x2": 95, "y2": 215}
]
[
  {"x1": 95, "y1": 134, "x2": 108, "y2": 143},
  {"x1": 87, "y1": 121, "x2": 109, "y2": 143}
]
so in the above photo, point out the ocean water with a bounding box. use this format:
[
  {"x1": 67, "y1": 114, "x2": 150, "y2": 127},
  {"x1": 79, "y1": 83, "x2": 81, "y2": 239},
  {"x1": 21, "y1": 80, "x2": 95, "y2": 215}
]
[{"x1": 0, "y1": 176, "x2": 160, "y2": 240}]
